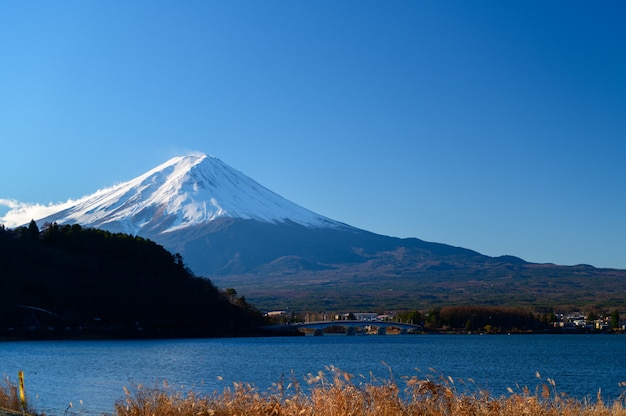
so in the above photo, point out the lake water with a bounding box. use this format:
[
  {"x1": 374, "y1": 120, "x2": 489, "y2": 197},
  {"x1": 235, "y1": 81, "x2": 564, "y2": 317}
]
[{"x1": 2, "y1": 334, "x2": 626, "y2": 415}]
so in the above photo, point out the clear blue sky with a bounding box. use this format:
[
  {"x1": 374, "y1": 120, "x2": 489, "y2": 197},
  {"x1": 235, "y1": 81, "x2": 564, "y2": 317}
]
[{"x1": 1, "y1": 2, "x2": 625, "y2": 268}]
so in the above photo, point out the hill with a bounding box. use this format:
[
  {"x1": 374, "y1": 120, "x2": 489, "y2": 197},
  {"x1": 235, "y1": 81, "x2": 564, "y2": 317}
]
[
  {"x1": 203, "y1": 225, "x2": 626, "y2": 312},
  {"x1": 0, "y1": 221, "x2": 265, "y2": 339}
]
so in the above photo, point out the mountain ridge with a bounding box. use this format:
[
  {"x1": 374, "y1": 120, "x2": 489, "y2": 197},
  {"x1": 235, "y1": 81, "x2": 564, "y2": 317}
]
[{"x1": 7, "y1": 153, "x2": 626, "y2": 311}]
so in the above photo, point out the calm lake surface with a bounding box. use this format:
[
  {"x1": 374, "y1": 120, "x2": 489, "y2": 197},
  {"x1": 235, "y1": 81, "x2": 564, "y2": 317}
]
[{"x1": 2, "y1": 334, "x2": 626, "y2": 415}]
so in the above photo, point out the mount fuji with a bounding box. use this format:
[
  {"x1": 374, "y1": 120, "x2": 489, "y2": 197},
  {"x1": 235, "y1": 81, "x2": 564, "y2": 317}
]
[
  {"x1": 33, "y1": 153, "x2": 480, "y2": 274},
  {"x1": 22, "y1": 153, "x2": 626, "y2": 311},
  {"x1": 36, "y1": 154, "x2": 347, "y2": 236}
]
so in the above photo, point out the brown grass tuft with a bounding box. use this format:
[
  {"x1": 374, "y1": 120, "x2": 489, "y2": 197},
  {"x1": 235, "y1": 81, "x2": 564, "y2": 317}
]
[{"x1": 0, "y1": 375, "x2": 38, "y2": 415}]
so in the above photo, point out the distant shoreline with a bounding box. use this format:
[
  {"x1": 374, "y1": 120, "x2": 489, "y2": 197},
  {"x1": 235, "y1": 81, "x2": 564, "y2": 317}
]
[{"x1": 1, "y1": 326, "x2": 618, "y2": 341}]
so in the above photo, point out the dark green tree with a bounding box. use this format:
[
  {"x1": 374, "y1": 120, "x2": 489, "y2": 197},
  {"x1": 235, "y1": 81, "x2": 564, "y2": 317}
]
[
  {"x1": 425, "y1": 308, "x2": 441, "y2": 329},
  {"x1": 587, "y1": 311, "x2": 598, "y2": 322},
  {"x1": 224, "y1": 288, "x2": 238, "y2": 302},
  {"x1": 397, "y1": 310, "x2": 423, "y2": 325},
  {"x1": 611, "y1": 310, "x2": 620, "y2": 329},
  {"x1": 28, "y1": 219, "x2": 39, "y2": 239}
]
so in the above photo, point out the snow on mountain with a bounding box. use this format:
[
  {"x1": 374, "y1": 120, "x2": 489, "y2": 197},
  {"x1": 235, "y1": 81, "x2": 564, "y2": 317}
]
[{"x1": 35, "y1": 153, "x2": 346, "y2": 235}]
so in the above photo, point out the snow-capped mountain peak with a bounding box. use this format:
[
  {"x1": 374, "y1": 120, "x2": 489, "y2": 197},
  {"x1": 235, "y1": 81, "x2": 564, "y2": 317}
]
[{"x1": 35, "y1": 153, "x2": 344, "y2": 235}]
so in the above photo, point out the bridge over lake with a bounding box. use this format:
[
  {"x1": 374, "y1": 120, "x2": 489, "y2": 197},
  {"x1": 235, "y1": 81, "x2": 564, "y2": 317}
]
[{"x1": 264, "y1": 320, "x2": 424, "y2": 336}]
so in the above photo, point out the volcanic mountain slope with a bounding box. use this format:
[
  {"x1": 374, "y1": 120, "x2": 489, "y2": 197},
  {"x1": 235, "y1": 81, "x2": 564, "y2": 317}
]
[
  {"x1": 30, "y1": 153, "x2": 626, "y2": 311},
  {"x1": 34, "y1": 154, "x2": 478, "y2": 272}
]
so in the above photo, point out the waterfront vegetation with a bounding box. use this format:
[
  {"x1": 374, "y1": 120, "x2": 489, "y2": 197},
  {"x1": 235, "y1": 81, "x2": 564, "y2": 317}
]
[{"x1": 4, "y1": 368, "x2": 626, "y2": 416}]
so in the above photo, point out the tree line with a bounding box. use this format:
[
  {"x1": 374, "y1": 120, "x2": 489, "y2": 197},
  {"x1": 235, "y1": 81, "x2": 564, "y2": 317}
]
[
  {"x1": 0, "y1": 221, "x2": 265, "y2": 338},
  {"x1": 396, "y1": 305, "x2": 621, "y2": 333},
  {"x1": 396, "y1": 306, "x2": 547, "y2": 333}
]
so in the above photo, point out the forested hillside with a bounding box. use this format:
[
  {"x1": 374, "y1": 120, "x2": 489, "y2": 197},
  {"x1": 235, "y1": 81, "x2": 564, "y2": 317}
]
[{"x1": 0, "y1": 221, "x2": 265, "y2": 339}]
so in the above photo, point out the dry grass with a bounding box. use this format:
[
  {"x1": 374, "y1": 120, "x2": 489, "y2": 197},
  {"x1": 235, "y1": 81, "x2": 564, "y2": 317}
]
[
  {"x1": 0, "y1": 375, "x2": 38, "y2": 415},
  {"x1": 113, "y1": 367, "x2": 626, "y2": 416}
]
